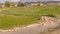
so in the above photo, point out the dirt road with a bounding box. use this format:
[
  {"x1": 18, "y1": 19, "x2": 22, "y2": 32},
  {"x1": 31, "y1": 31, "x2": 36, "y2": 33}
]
[{"x1": 0, "y1": 23, "x2": 49, "y2": 34}]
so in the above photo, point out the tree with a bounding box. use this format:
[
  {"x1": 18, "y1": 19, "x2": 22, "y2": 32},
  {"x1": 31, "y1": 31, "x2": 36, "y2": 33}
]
[
  {"x1": 17, "y1": 2, "x2": 25, "y2": 7},
  {"x1": 5, "y1": 2, "x2": 10, "y2": 7}
]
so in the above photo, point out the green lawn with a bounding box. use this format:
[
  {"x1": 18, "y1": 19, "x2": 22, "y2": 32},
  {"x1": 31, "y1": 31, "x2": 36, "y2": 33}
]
[{"x1": 0, "y1": 6, "x2": 60, "y2": 29}]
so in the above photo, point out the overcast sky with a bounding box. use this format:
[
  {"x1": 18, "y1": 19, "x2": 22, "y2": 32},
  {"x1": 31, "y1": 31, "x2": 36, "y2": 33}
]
[{"x1": 0, "y1": 0, "x2": 60, "y2": 3}]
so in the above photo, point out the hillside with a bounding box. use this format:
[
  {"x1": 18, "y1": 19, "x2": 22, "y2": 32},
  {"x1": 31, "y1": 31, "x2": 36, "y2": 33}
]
[{"x1": 0, "y1": 6, "x2": 60, "y2": 29}]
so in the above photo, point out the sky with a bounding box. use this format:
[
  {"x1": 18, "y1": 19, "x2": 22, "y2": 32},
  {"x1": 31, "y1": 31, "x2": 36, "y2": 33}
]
[
  {"x1": 0, "y1": 0, "x2": 20, "y2": 3},
  {"x1": 0, "y1": 0, "x2": 60, "y2": 3}
]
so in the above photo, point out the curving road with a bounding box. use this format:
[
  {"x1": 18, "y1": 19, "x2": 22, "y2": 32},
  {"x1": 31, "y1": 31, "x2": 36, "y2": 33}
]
[{"x1": 0, "y1": 22, "x2": 58, "y2": 34}]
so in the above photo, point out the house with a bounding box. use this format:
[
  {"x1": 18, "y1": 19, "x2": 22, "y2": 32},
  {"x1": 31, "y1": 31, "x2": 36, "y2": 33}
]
[
  {"x1": 24, "y1": 2, "x2": 42, "y2": 6},
  {"x1": 42, "y1": 1, "x2": 60, "y2": 6},
  {"x1": 30, "y1": 2, "x2": 40, "y2": 6},
  {"x1": 24, "y1": 1, "x2": 60, "y2": 6},
  {"x1": 24, "y1": 2, "x2": 31, "y2": 6},
  {"x1": 0, "y1": 3, "x2": 5, "y2": 8}
]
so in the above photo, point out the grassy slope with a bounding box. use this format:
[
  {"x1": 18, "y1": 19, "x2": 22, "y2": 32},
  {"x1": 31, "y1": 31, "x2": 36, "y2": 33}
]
[{"x1": 0, "y1": 6, "x2": 60, "y2": 29}]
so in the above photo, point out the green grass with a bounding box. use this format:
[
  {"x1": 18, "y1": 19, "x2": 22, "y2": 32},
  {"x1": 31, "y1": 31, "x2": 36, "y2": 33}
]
[{"x1": 0, "y1": 6, "x2": 60, "y2": 29}]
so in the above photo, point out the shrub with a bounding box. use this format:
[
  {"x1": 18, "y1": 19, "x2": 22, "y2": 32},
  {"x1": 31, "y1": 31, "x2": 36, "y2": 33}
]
[
  {"x1": 42, "y1": 14, "x2": 56, "y2": 18},
  {"x1": 17, "y1": 2, "x2": 25, "y2": 7},
  {"x1": 13, "y1": 14, "x2": 23, "y2": 16},
  {"x1": 5, "y1": 2, "x2": 10, "y2": 7}
]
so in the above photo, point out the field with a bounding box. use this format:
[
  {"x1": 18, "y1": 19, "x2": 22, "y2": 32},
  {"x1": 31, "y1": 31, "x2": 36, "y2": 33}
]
[{"x1": 0, "y1": 6, "x2": 60, "y2": 29}]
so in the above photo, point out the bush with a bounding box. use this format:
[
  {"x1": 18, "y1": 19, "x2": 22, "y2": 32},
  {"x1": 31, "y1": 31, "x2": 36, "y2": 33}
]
[
  {"x1": 42, "y1": 14, "x2": 56, "y2": 18},
  {"x1": 12, "y1": 14, "x2": 23, "y2": 16},
  {"x1": 5, "y1": 2, "x2": 10, "y2": 7},
  {"x1": 17, "y1": 2, "x2": 25, "y2": 7}
]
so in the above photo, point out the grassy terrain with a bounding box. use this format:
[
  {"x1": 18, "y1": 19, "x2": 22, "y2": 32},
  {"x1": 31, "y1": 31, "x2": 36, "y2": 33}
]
[{"x1": 0, "y1": 6, "x2": 60, "y2": 29}]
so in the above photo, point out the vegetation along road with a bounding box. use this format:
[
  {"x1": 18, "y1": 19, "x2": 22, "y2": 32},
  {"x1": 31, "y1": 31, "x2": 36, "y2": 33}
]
[
  {"x1": 0, "y1": 6, "x2": 60, "y2": 29},
  {"x1": 0, "y1": 5, "x2": 59, "y2": 34}
]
